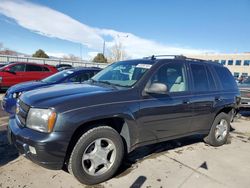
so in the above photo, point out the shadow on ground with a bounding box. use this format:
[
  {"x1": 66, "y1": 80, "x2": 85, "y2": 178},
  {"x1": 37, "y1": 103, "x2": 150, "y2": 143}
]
[
  {"x1": 115, "y1": 135, "x2": 204, "y2": 178},
  {"x1": 0, "y1": 129, "x2": 19, "y2": 166}
]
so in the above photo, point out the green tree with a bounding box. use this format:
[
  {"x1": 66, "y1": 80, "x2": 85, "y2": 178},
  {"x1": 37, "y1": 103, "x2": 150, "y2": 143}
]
[
  {"x1": 32, "y1": 49, "x2": 49, "y2": 58},
  {"x1": 93, "y1": 53, "x2": 107, "y2": 63}
]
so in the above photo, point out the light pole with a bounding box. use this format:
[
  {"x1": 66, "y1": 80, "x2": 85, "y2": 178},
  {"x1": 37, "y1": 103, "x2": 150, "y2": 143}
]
[
  {"x1": 102, "y1": 40, "x2": 106, "y2": 57},
  {"x1": 117, "y1": 34, "x2": 128, "y2": 60}
]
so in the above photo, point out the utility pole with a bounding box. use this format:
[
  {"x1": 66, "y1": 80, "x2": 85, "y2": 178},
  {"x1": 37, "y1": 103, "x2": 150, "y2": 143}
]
[
  {"x1": 103, "y1": 40, "x2": 106, "y2": 57},
  {"x1": 117, "y1": 34, "x2": 128, "y2": 60}
]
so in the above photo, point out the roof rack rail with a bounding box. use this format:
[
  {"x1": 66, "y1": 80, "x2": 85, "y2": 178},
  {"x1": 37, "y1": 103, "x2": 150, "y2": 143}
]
[
  {"x1": 143, "y1": 55, "x2": 187, "y2": 60},
  {"x1": 143, "y1": 55, "x2": 207, "y2": 62}
]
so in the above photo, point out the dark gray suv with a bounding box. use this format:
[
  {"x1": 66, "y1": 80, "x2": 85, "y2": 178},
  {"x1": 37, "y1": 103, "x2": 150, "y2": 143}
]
[{"x1": 8, "y1": 55, "x2": 240, "y2": 185}]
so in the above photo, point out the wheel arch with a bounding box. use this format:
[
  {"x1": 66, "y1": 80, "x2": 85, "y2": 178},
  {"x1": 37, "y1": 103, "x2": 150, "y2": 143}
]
[{"x1": 64, "y1": 116, "x2": 134, "y2": 165}]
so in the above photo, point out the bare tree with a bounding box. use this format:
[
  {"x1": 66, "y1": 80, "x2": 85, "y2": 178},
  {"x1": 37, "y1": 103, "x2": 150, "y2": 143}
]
[
  {"x1": 63, "y1": 54, "x2": 81, "y2": 61},
  {"x1": 108, "y1": 42, "x2": 128, "y2": 62},
  {"x1": 0, "y1": 42, "x2": 3, "y2": 51}
]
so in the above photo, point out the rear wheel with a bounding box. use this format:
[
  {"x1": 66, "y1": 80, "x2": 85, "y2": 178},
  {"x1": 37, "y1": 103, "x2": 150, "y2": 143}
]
[
  {"x1": 68, "y1": 126, "x2": 124, "y2": 185},
  {"x1": 204, "y1": 112, "x2": 230, "y2": 146}
]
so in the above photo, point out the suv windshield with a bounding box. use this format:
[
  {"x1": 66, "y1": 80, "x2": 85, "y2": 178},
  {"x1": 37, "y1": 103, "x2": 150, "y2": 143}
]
[
  {"x1": 91, "y1": 60, "x2": 153, "y2": 87},
  {"x1": 42, "y1": 69, "x2": 74, "y2": 83}
]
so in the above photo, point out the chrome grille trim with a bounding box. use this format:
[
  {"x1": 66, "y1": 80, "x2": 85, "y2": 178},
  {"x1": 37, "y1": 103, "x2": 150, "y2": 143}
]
[{"x1": 16, "y1": 100, "x2": 30, "y2": 127}]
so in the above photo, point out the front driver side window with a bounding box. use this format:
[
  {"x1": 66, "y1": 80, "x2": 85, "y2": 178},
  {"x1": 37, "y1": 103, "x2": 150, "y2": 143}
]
[{"x1": 147, "y1": 62, "x2": 187, "y2": 93}]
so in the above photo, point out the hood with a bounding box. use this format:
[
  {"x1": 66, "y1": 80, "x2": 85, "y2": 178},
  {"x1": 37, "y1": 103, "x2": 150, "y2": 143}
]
[
  {"x1": 7, "y1": 81, "x2": 49, "y2": 93},
  {"x1": 21, "y1": 83, "x2": 115, "y2": 109}
]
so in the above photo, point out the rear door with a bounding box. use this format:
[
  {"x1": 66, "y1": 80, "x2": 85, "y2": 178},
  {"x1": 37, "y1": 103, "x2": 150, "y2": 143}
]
[
  {"x1": 25, "y1": 64, "x2": 44, "y2": 81},
  {"x1": 188, "y1": 63, "x2": 218, "y2": 133},
  {"x1": 138, "y1": 61, "x2": 194, "y2": 143}
]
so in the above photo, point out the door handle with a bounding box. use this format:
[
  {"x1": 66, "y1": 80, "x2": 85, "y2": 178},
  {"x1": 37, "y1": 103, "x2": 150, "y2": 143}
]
[
  {"x1": 215, "y1": 97, "x2": 222, "y2": 102},
  {"x1": 183, "y1": 100, "x2": 190, "y2": 104}
]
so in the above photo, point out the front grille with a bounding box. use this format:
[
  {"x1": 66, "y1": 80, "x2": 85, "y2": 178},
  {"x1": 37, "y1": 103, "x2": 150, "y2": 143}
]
[
  {"x1": 240, "y1": 90, "x2": 250, "y2": 98},
  {"x1": 16, "y1": 100, "x2": 30, "y2": 127}
]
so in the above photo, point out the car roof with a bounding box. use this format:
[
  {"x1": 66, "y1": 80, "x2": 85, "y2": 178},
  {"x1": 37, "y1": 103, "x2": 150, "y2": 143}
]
[{"x1": 7, "y1": 62, "x2": 55, "y2": 67}]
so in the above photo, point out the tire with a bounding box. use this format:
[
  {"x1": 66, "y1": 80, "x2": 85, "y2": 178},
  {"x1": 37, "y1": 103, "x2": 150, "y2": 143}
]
[
  {"x1": 204, "y1": 112, "x2": 230, "y2": 147},
  {"x1": 68, "y1": 126, "x2": 124, "y2": 185}
]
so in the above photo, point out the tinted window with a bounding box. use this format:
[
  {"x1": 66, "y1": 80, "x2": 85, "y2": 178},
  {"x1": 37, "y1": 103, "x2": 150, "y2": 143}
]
[
  {"x1": 43, "y1": 67, "x2": 50, "y2": 71},
  {"x1": 213, "y1": 66, "x2": 238, "y2": 90},
  {"x1": 206, "y1": 66, "x2": 217, "y2": 91},
  {"x1": 190, "y1": 64, "x2": 209, "y2": 92},
  {"x1": 69, "y1": 72, "x2": 91, "y2": 83},
  {"x1": 26, "y1": 64, "x2": 43, "y2": 72},
  {"x1": 10, "y1": 64, "x2": 25, "y2": 72},
  {"x1": 148, "y1": 62, "x2": 187, "y2": 93}
]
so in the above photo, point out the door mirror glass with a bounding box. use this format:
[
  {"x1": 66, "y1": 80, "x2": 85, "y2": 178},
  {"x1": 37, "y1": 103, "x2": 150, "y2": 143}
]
[{"x1": 146, "y1": 83, "x2": 168, "y2": 94}]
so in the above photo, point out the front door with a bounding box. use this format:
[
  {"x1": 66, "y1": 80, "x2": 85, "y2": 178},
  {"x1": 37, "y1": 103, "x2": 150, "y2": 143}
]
[
  {"x1": 137, "y1": 62, "x2": 193, "y2": 143},
  {"x1": 4, "y1": 64, "x2": 26, "y2": 87}
]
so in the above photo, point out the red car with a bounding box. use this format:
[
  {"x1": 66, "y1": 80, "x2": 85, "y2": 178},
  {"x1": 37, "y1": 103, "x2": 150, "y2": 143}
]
[{"x1": 0, "y1": 62, "x2": 57, "y2": 89}]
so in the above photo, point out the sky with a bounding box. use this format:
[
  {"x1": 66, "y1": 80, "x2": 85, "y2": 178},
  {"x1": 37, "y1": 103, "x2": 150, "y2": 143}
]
[{"x1": 0, "y1": 0, "x2": 249, "y2": 60}]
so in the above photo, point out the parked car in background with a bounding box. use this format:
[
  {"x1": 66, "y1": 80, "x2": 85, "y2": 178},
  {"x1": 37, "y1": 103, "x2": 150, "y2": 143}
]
[
  {"x1": 56, "y1": 64, "x2": 72, "y2": 71},
  {"x1": 2, "y1": 67, "x2": 101, "y2": 114},
  {"x1": 238, "y1": 77, "x2": 250, "y2": 108},
  {"x1": 0, "y1": 62, "x2": 57, "y2": 90},
  {"x1": 8, "y1": 56, "x2": 240, "y2": 185},
  {"x1": 0, "y1": 62, "x2": 8, "y2": 67}
]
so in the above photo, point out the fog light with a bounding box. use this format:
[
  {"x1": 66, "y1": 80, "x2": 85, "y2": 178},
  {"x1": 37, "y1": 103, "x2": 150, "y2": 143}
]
[{"x1": 29, "y1": 146, "x2": 37, "y2": 154}]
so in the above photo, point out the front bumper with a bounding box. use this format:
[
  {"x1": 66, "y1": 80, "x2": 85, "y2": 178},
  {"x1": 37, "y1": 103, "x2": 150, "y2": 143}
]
[
  {"x1": 240, "y1": 98, "x2": 250, "y2": 108},
  {"x1": 8, "y1": 117, "x2": 72, "y2": 170},
  {"x1": 2, "y1": 96, "x2": 17, "y2": 114}
]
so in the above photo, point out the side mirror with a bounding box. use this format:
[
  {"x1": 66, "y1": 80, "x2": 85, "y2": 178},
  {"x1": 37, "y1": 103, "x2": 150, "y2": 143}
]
[
  {"x1": 4, "y1": 67, "x2": 15, "y2": 74},
  {"x1": 145, "y1": 83, "x2": 168, "y2": 95}
]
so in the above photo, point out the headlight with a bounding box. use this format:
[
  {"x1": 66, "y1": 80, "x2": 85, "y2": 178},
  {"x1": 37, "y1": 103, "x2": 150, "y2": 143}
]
[
  {"x1": 26, "y1": 108, "x2": 57, "y2": 133},
  {"x1": 12, "y1": 92, "x2": 22, "y2": 99}
]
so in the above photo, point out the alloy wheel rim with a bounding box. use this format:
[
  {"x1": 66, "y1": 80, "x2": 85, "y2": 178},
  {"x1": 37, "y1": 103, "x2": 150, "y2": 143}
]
[
  {"x1": 82, "y1": 138, "x2": 116, "y2": 176},
  {"x1": 215, "y1": 119, "x2": 228, "y2": 142}
]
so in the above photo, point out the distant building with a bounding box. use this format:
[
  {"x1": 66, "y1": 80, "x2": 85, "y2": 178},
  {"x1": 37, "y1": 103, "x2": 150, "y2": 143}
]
[{"x1": 187, "y1": 53, "x2": 250, "y2": 78}]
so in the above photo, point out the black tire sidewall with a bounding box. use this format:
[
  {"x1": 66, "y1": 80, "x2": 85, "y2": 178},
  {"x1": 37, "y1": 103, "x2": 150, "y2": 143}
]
[
  {"x1": 70, "y1": 126, "x2": 124, "y2": 185},
  {"x1": 209, "y1": 113, "x2": 230, "y2": 146}
]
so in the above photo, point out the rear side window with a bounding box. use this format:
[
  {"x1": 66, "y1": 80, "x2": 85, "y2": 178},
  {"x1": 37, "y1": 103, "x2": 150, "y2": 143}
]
[
  {"x1": 206, "y1": 66, "x2": 217, "y2": 91},
  {"x1": 213, "y1": 66, "x2": 238, "y2": 91},
  {"x1": 26, "y1": 64, "x2": 43, "y2": 72},
  {"x1": 69, "y1": 72, "x2": 92, "y2": 83},
  {"x1": 190, "y1": 64, "x2": 209, "y2": 92}
]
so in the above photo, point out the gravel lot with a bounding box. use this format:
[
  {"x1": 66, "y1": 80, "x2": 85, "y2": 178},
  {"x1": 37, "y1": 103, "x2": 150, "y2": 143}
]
[{"x1": 0, "y1": 93, "x2": 250, "y2": 188}]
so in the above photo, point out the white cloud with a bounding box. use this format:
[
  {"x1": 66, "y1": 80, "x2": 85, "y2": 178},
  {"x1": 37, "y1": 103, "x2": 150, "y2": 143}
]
[{"x1": 0, "y1": 0, "x2": 215, "y2": 58}]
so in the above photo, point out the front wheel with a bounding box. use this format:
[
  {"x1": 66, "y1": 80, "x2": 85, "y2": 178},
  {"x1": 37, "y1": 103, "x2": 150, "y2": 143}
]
[
  {"x1": 68, "y1": 126, "x2": 124, "y2": 185},
  {"x1": 204, "y1": 112, "x2": 230, "y2": 147}
]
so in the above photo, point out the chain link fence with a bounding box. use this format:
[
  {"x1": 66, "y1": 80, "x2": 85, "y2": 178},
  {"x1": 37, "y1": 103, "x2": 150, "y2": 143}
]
[{"x1": 0, "y1": 55, "x2": 108, "y2": 68}]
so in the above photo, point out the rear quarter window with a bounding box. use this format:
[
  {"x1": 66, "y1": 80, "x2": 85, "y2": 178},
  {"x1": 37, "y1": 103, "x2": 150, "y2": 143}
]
[
  {"x1": 213, "y1": 66, "x2": 238, "y2": 91},
  {"x1": 42, "y1": 67, "x2": 50, "y2": 72}
]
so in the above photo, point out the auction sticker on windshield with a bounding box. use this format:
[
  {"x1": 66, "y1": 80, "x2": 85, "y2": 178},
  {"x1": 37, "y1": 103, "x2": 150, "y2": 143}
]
[{"x1": 136, "y1": 64, "x2": 152, "y2": 69}]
